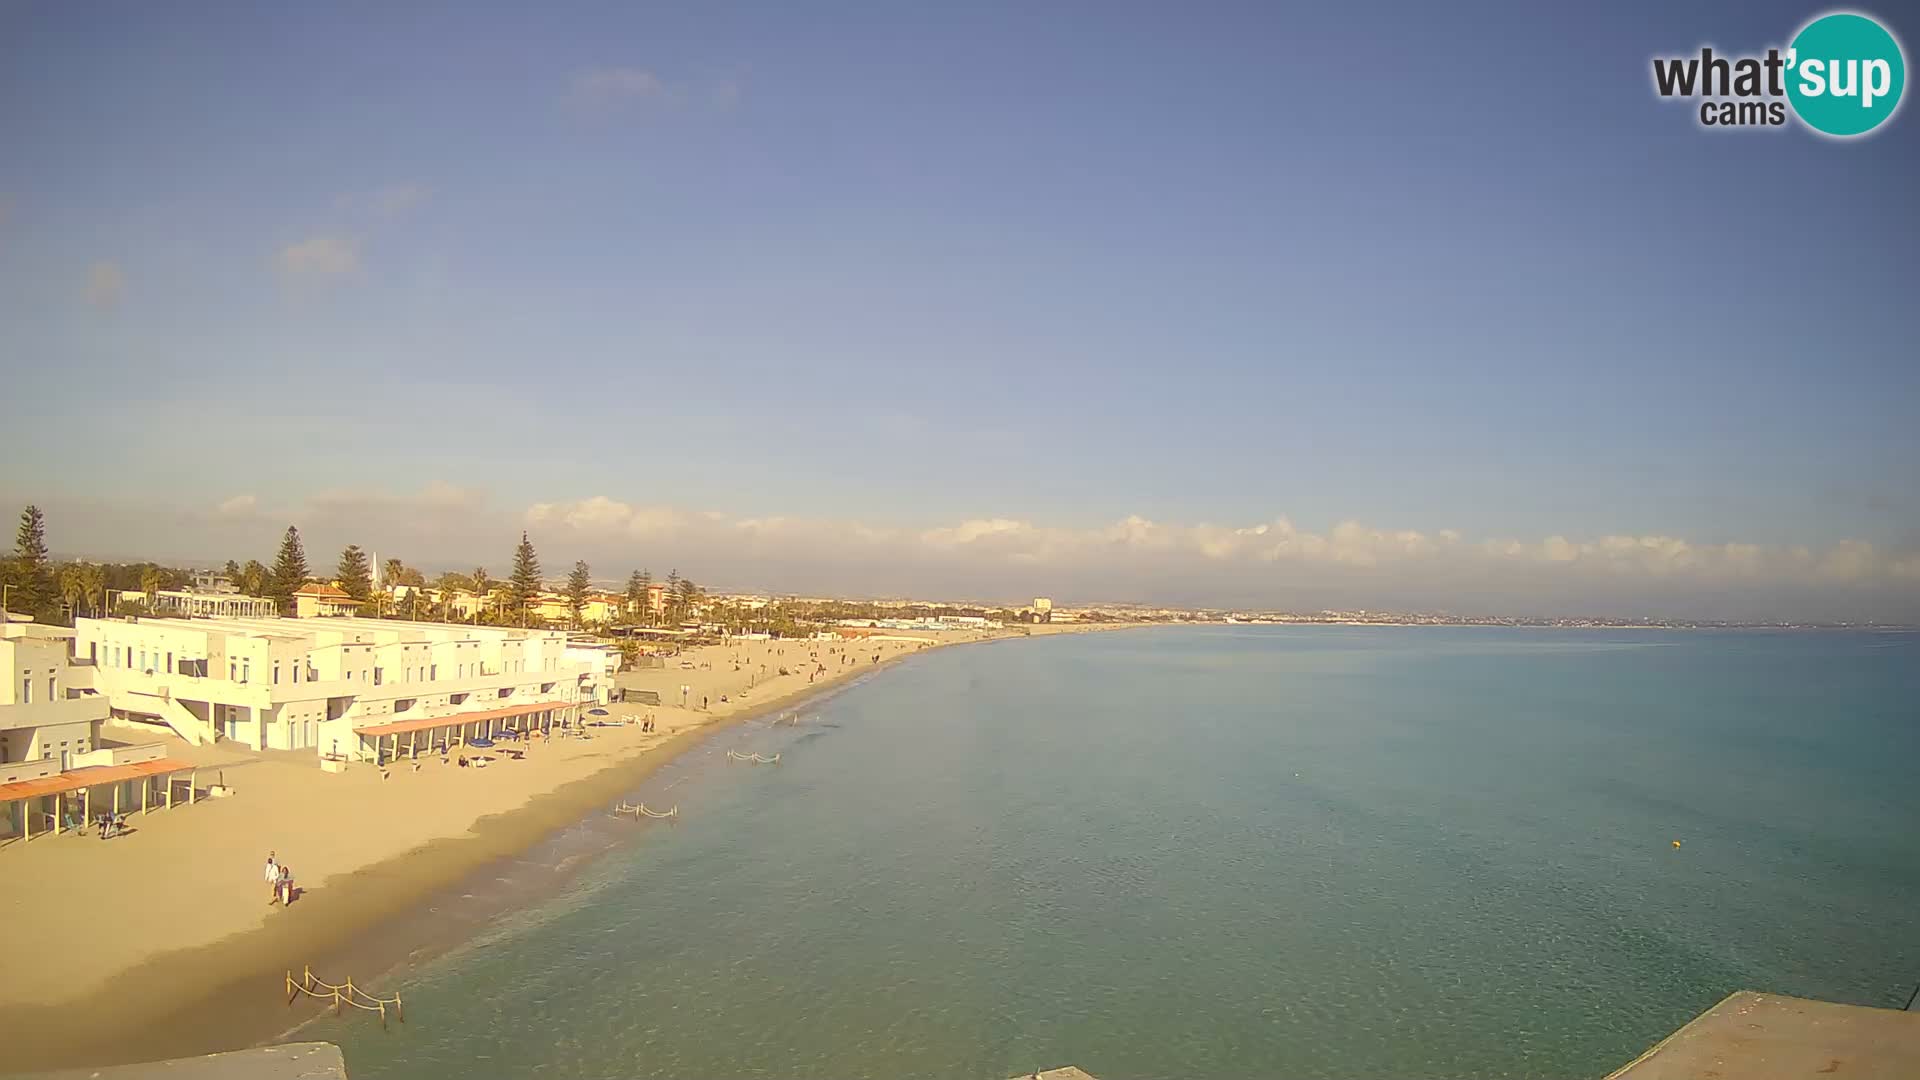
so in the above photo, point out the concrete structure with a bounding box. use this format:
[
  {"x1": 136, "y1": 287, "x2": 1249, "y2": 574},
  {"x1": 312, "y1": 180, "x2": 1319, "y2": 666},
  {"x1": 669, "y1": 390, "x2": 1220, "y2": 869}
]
[
  {"x1": 293, "y1": 583, "x2": 360, "y2": 618},
  {"x1": 14, "y1": 1041, "x2": 349, "y2": 1079},
  {"x1": 1607, "y1": 991, "x2": 1920, "y2": 1080},
  {"x1": 0, "y1": 622, "x2": 107, "y2": 771},
  {"x1": 72, "y1": 615, "x2": 611, "y2": 756},
  {"x1": 188, "y1": 570, "x2": 236, "y2": 594},
  {"x1": 1, "y1": 621, "x2": 190, "y2": 843},
  {"x1": 1033, "y1": 597, "x2": 1053, "y2": 614},
  {"x1": 109, "y1": 588, "x2": 278, "y2": 619}
]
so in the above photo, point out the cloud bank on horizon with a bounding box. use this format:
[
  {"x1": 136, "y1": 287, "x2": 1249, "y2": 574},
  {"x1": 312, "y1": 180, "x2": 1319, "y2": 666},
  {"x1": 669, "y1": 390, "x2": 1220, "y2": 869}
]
[{"x1": 13, "y1": 486, "x2": 1918, "y2": 622}]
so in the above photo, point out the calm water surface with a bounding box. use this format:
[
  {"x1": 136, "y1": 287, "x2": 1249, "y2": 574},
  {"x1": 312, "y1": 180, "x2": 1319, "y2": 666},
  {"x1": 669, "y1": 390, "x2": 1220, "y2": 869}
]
[{"x1": 319, "y1": 627, "x2": 1920, "y2": 1079}]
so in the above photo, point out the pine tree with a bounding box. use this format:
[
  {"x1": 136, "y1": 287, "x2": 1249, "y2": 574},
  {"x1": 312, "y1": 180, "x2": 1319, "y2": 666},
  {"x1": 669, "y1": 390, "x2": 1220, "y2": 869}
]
[
  {"x1": 637, "y1": 568, "x2": 653, "y2": 625},
  {"x1": 664, "y1": 568, "x2": 681, "y2": 624},
  {"x1": 566, "y1": 560, "x2": 592, "y2": 628},
  {"x1": 240, "y1": 560, "x2": 268, "y2": 596},
  {"x1": 337, "y1": 545, "x2": 373, "y2": 601},
  {"x1": 625, "y1": 570, "x2": 646, "y2": 623},
  {"x1": 9, "y1": 505, "x2": 53, "y2": 618},
  {"x1": 509, "y1": 532, "x2": 542, "y2": 623},
  {"x1": 268, "y1": 526, "x2": 309, "y2": 614}
]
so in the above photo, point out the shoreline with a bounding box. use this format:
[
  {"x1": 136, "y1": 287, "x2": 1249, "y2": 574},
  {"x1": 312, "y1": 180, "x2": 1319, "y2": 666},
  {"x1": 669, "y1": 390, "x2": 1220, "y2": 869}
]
[{"x1": 0, "y1": 624, "x2": 1143, "y2": 1071}]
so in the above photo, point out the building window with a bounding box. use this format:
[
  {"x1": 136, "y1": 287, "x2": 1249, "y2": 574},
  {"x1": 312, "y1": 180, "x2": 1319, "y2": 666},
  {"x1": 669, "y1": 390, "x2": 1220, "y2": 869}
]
[
  {"x1": 241, "y1": 659, "x2": 250, "y2": 683},
  {"x1": 167, "y1": 651, "x2": 173, "y2": 673},
  {"x1": 139, "y1": 650, "x2": 147, "y2": 671},
  {"x1": 274, "y1": 662, "x2": 280, "y2": 685},
  {"x1": 431, "y1": 664, "x2": 438, "y2": 680},
  {"x1": 48, "y1": 676, "x2": 56, "y2": 700},
  {"x1": 373, "y1": 667, "x2": 383, "y2": 687},
  {"x1": 229, "y1": 661, "x2": 237, "y2": 681},
  {"x1": 20, "y1": 677, "x2": 29, "y2": 704}
]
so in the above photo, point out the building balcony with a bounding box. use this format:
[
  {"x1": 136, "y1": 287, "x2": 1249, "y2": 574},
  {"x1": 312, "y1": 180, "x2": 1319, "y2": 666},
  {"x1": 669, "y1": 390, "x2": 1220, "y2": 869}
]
[{"x1": 0, "y1": 696, "x2": 109, "y2": 733}]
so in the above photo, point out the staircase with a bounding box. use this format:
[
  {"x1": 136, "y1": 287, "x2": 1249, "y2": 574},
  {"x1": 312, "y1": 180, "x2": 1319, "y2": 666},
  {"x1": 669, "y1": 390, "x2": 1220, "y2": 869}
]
[{"x1": 128, "y1": 689, "x2": 217, "y2": 746}]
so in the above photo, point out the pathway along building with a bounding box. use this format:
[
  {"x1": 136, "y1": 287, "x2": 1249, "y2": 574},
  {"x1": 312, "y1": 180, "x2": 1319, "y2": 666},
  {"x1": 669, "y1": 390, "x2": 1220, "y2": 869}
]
[{"x1": 71, "y1": 615, "x2": 616, "y2": 756}]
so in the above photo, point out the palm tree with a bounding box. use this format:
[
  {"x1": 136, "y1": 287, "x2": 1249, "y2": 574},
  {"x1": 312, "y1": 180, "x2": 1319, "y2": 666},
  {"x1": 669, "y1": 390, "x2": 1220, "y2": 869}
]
[
  {"x1": 139, "y1": 565, "x2": 164, "y2": 608},
  {"x1": 58, "y1": 564, "x2": 87, "y2": 622},
  {"x1": 81, "y1": 563, "x2": 106, "y2": 617},
  {"x1": 471, "y1": 568, "x2": 493, "y2": 623}
]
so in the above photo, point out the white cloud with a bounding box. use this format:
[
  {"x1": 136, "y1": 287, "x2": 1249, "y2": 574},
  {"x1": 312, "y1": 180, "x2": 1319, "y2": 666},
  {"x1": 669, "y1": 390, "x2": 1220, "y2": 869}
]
[
  {"x1": 277, "y1": 234, "x2": 359, "y2": 277},
  {"x1": 513, "y1": 497, "x2": 1920, "y2": 602},
  {"x1": 86, "y1": 261, "x2": 125, "y2": 308},
  {"x1": 9, "y1": 486, "x2": 1910, "y2": 618}
]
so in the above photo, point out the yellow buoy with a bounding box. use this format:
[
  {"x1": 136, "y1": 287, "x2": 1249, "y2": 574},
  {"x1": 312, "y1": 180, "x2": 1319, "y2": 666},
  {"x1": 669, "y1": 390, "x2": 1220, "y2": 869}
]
[{"x1": 1671, "y1": 840, "x2": 1682, "y2": 849}]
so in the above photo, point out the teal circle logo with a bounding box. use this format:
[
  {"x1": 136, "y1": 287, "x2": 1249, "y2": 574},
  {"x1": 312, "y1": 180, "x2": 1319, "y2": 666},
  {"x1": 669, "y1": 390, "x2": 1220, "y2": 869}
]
[{"x1": 1786, "y1": 12, "x2": 1906, "y2": 137}]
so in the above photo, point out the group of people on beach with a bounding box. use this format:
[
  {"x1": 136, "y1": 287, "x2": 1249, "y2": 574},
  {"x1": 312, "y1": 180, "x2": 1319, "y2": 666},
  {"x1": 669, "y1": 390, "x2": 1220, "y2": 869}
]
[{"x1": 264, "y1": 851, "x2": 295, "y2": 907}]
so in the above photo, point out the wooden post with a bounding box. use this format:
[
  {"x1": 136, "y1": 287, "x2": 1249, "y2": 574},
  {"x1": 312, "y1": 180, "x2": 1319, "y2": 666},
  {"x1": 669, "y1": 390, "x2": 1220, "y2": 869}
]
[
  {"x1": 141, "y1": 776, "x2": 149, "y2": 815},
  {"x1": 190, "y1": 768, "x2": 197, "y2": 804},
  {"x1": 165, "y1": 773, "x2": 173, "y2": 810},
  {"x1": 113, "y1": 784, "x2": 120, "y2": 818}
]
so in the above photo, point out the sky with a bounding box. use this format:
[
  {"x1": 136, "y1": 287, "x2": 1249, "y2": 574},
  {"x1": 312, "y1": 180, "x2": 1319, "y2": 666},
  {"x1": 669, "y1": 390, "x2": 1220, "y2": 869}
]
[{"x1": 1, "y1": 1, "x2": 1917, "y2": 619}]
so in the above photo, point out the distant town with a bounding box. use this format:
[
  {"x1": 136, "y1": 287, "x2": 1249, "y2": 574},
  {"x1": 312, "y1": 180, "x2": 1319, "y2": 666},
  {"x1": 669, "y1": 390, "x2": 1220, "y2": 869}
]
[{"x1": 1, "y1": 506, "x2": 1908, "y2": 642}]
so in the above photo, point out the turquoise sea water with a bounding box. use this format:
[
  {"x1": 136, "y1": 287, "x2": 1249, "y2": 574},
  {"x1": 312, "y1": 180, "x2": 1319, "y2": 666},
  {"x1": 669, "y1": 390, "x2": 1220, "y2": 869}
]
[{"x1": 320, "y1": 628, "x2": 1920, "y2": 1079}]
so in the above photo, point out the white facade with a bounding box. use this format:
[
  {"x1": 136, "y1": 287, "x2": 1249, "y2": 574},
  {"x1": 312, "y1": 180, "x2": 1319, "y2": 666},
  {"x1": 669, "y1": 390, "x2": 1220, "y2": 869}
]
[
  {"x1": 110, "y1": 588, "x2": 278, "y2": 619},
  {"x1": 72, "y1": 615, "x2": 608, "y2": 756},
  {"x1": 1, "y1": 623, "x2": 110, "y2": 773}
]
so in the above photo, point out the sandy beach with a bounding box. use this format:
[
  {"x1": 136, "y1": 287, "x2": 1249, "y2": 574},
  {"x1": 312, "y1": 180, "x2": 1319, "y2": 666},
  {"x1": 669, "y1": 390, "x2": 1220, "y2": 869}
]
[{"x1": 0, "y1": 624, "x2": 1130, "y2": 1071}]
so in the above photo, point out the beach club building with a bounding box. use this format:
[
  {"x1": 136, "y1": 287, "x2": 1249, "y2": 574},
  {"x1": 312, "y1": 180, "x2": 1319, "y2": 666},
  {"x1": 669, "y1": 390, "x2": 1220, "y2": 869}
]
[
  {"x1": 1, "y1": 620, "x2": 195, "y2": 844},
  {"x1": 72, "y1": 615, "x2": 611, "y2": 760}
]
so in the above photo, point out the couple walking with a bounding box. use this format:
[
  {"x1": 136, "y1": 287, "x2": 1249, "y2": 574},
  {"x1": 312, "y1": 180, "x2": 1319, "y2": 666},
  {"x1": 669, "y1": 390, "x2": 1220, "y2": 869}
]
[{"x1": 264, "y1": 851, "x2": 296, "y2": 907}]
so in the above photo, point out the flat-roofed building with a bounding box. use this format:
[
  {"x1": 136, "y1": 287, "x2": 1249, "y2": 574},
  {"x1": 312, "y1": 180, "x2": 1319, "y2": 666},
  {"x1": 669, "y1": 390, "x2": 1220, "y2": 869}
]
[
  {"x1": 1, "y1": 621, "x2": 192, "y2": 843},
  {"x1": 109, "y1": 587, "x2": 278, "y2": 619},
  {"x1": 72, "y1": 615, "x2": 608, "y2": 757}
]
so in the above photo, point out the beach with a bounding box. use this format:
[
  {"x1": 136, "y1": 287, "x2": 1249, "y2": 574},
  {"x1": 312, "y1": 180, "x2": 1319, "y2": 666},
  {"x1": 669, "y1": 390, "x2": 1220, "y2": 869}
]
[{"x1": 0, "y1": 624, "x2": 1126, "y2": 1071}]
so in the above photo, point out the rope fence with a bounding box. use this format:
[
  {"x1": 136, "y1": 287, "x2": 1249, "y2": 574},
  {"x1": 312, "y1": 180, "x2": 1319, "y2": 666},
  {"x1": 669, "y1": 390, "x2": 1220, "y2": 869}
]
[
  {"x1": 612, "y1": 801, "x2": 679, "y2": 820},
  {"x1": 286, "y1": 966, "x2": 404, "y2": 1029},
  {"x1": 726, "y1": 750, "x2": 781, "y2": 764}
]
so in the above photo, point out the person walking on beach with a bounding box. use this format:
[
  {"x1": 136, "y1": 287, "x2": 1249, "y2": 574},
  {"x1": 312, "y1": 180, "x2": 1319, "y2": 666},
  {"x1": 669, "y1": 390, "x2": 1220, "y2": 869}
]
[
  {"x1": 278, "y1": 864, "x2": 294, "y2": 907},
  {"x1": 265, "y1": 852, "x2": 280, "y2": 905}
]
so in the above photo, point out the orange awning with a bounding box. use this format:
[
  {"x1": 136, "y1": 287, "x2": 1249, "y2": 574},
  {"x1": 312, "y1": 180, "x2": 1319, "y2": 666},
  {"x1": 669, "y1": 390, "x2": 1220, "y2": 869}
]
[
  {"x1": 353, "y1": 701, "x2": 565, "y2": 739},
  {"x1": 0, "y1": 757, "x2": 194, "y2": 803}
]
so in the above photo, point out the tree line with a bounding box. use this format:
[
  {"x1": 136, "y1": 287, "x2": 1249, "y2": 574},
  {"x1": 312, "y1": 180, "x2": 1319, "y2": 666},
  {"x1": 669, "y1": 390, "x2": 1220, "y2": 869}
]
[{"x1": 1, "y1": 505, "x2": 707, "y2": 632}]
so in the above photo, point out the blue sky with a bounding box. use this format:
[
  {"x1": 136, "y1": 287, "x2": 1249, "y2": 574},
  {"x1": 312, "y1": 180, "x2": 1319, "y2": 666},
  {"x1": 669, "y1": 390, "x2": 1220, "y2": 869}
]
[{"x1": 2, "y1": 2, "x2": 1916, "y2": 617}]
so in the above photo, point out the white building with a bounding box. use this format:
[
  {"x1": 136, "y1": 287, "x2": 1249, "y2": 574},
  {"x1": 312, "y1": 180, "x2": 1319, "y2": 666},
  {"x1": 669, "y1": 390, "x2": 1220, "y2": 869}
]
[
  {"x1": 1, "y1": 622, "x2": 107, "y2": 770},
  {"x1": 2, "y1": 620, "x2": 192, "y2": 843},
  {"x1": 73, "y1": 615, "x2": 611, "y2": 758},
  {"x1": 110, "y1": 588, "x2": 278, "y2": 619}
]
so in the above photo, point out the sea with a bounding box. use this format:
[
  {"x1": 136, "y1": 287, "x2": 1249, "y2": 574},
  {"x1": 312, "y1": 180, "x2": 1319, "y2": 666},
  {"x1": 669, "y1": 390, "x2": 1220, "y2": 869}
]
[{"x1": 313, "y1": 626, "x2": 1920, "y2": 1079}]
